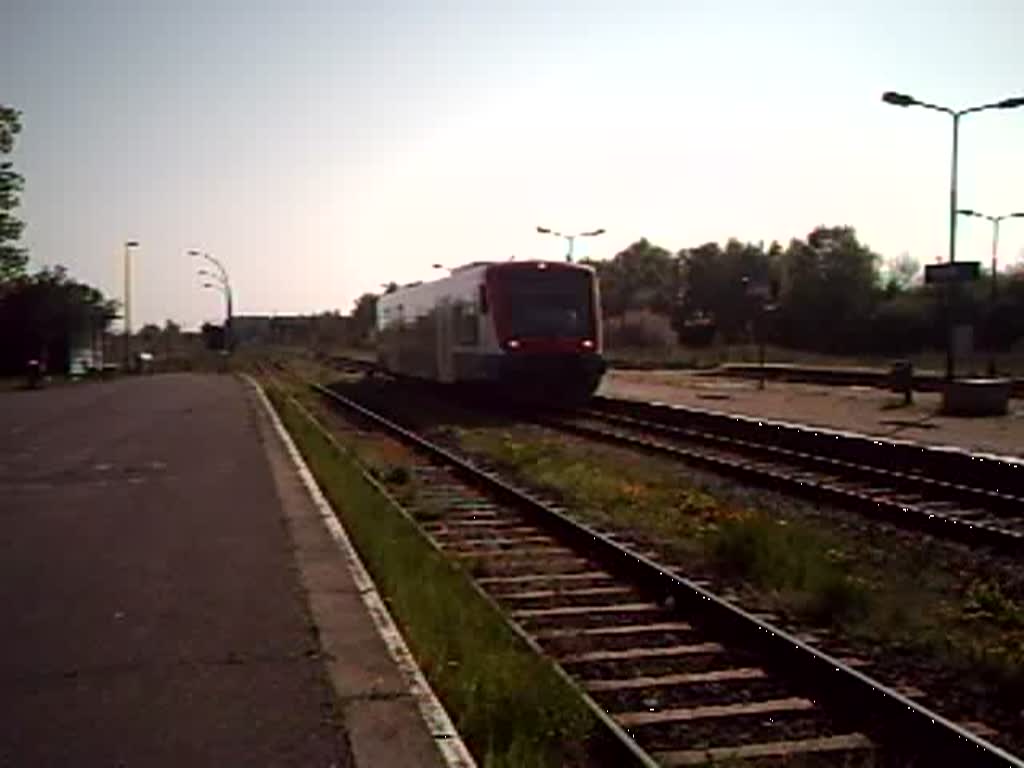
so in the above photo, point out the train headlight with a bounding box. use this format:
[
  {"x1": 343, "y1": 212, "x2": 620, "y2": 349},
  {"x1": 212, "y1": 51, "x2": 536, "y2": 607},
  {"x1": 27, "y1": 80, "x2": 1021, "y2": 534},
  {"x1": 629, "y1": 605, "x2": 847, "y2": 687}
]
[
  {"x1": 506, "y1": 339, "x2": 521, "y2": 349},
  {"x1": 581, "y1": 339, "x2": 595, "y2": 349}
]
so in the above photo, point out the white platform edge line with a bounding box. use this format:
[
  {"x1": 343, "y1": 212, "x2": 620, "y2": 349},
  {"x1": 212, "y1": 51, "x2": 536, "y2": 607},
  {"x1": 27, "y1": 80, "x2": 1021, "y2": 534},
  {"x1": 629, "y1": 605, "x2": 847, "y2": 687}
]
[{"x1": 247, "y1": 376, "x2": 477, "y2": 768}]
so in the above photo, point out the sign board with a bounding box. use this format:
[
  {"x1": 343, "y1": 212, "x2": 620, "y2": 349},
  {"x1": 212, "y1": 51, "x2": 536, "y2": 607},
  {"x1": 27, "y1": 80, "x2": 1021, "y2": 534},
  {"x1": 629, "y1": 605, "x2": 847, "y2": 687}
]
[{"x1": 925, "y1": 261, "x2": 980, "y2": 285}]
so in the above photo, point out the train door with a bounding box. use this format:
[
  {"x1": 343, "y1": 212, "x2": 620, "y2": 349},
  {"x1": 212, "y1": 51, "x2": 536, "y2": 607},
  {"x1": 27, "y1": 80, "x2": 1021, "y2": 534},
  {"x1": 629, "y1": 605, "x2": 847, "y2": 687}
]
[{"x1": 436, "y1": 298, "x2": 455, "y2": 382}]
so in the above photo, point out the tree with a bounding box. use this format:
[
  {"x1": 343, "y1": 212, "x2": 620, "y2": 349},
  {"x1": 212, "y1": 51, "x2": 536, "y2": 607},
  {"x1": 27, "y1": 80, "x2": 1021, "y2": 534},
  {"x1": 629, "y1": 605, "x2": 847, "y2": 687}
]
[
  {"x1": 777, "y1": 226, "x2": 881, "y2": 351},
  {"x1": 679, "y1": 240, "x2": 777, "y2": 343},
  {"x1": 351, "y1": 292, "x2": 379, "y2": 346},
  {"x1": 138, "y1": 323, "x2": 162, "y2": 349},
  {"x1": 0, "y1": 105, "x2": 27, "y2": 284},
  {"x1": 201, "y1": 322, "x2": 225, "y2": 350},
  {"x1": 586, "y1": 239, "x2": 676, "y2": 317},
  {"x1": 158, "y1": 319, "x2": 184, "y2": 356},
  {"x1": 0, "y1": 266, "x2": 117, "y2": 374},
  {"x1": 882, "y1": 252, "x2": 921, "y2": 294}
]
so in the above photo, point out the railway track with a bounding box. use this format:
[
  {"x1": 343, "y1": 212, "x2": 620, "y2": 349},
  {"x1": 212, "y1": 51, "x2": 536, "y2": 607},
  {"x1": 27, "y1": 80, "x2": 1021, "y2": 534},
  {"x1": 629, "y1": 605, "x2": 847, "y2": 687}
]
[
  {"x1": 327, "y1": 352, "x2": 1024, "y2": 554},
  {"x1": 540, "y1": 396, "x2": 1024, "y2": 554},
  {"x1": 288, "y1": 372, "x2": 1022, "y2": 767}
]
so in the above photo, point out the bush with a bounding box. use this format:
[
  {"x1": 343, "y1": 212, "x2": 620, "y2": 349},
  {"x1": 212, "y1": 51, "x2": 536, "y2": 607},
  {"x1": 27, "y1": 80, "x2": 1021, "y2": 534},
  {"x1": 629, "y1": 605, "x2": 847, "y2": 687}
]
[
  {"x1": 866, "y1": 295, "x2": 935, "y2": 355},
  {"x1": 676, "y1": 318, "x2": 716, "y2": 347},
  {"x1": 604, "y1": 310, "x2": 678, "y2": 349}
]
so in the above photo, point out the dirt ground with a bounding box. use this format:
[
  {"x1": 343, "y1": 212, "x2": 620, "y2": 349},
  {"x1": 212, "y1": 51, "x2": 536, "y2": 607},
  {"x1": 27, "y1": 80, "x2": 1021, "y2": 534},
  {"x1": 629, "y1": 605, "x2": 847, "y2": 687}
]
[{"x1": 599, "y1": 370, "x2": 1024, "y2": 459}]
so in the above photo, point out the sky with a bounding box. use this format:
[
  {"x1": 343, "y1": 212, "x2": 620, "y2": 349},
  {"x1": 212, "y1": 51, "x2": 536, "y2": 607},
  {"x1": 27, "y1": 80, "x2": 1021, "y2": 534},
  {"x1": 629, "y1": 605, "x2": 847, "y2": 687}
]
[{"x1": 2, "y1": 0, "x2": 1023, "y2": 330}]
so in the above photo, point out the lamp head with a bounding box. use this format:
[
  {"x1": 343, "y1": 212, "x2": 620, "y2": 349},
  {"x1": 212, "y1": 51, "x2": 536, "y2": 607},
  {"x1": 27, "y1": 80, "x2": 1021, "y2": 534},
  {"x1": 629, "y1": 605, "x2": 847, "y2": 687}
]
[{"x1": 882, "y1": 91, "x2": 916, "y2": 107}]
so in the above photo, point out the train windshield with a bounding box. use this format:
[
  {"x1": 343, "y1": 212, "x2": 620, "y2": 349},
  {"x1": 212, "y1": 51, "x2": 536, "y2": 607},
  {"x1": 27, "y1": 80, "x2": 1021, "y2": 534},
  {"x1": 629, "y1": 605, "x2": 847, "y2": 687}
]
[{"x1": 497, "y1": 268, "x2": 595, "y2": 338}]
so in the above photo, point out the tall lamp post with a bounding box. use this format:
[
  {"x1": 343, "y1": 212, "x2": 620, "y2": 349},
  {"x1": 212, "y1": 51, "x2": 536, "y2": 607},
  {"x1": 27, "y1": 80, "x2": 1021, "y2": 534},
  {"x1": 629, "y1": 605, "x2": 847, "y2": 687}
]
[
  {"x1": 188, "y1": 250, "x2": 233, "y2": 351},
  {"x1": 122, "y1": 240, "x2": 139, "y2": 369},
  {"x1": 536, "y1": 226, "x2": 606, "y2": 263},
  {"x1": 881, "y1": 91, "x2": 1024, "y2": 379},
  {"x1": 200, "y1": 280, "x2": 231, "y2": 349},
  {"x1": 957, "y1": 209, "x2": 1024, "y2": 374}
]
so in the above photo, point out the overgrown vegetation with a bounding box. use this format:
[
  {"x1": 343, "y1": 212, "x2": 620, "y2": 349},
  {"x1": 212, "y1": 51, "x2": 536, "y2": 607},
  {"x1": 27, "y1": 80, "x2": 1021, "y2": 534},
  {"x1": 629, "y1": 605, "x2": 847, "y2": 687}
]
[
  {"x1": 266, "y1": 385, "x2": 596, "y2": 767},
  {"x1": 582, "y1": 230, "x2": 1024, "y2": 358},
  {"x1": 452, "y1": 424, "x2": 1024, "y2": 712},
  {"x1": 456, "y1": 427, "x2": 870, "y2": 626}
]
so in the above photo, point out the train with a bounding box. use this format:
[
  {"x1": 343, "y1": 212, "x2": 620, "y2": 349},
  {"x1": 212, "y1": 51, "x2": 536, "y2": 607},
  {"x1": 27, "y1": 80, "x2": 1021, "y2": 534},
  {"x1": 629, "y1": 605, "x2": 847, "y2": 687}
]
[{"x1": 376, "y1": 260, "x2": 606, "y2": 400}]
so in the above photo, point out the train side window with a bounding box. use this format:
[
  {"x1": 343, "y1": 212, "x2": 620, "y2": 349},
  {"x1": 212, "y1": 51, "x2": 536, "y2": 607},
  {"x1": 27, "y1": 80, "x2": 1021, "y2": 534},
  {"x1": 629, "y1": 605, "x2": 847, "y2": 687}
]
[
  {"x1": 478, "y1": 285, "x2": 488, "y2": 314},
  {"x1": 454, "y1": 302, "x2": 479, "y2": 346}
]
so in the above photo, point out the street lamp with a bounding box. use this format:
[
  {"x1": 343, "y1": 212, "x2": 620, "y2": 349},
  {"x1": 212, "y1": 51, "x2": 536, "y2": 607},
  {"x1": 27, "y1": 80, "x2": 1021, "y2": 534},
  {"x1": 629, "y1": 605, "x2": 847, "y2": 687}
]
[
  {"x1": 188, "y1": 249, "x2": 234, "y2": 351},
  {"x1": 536, "y1": 226, "x2": 606, "y2": 263},
  {"x1": 200, "y1": 281, "x2": 230, "y2": 350},
  {"x1": 881, "y1": 92, "x2": 1024, "y2": 266},
  {"x1": 123, "y1": 240, "x2": 139, "y2": 369},
  {"x1": 957, "y1": 208, "x2": 1024, "y2": 374},
  {"x1": 882, "y1": 91, "x2": 1024, "y2": 379}
]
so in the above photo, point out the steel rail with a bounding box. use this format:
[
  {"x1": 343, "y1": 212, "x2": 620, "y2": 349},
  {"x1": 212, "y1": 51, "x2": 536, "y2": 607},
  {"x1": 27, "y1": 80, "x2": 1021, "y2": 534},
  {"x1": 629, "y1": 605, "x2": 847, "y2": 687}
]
[
  {"x1": 546, "y1": 411, "x2": 1024, "y2": 554},
  {"x1": 591, "y1": 396, "x2": 1024, "y2": 496},
  {"x1": 567, "y1": 397, "x2": 1024, "y2": 553}
]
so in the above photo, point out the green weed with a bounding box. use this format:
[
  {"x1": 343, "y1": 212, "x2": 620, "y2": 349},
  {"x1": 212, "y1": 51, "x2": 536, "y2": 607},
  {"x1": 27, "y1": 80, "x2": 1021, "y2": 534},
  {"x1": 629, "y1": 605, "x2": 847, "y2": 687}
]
[
  {"x1": 964, "y1": 580, "x2": 1024, "y2": 629},
  {"x1": 708, "y1": 516, "x2": 869, "y2": 625},
  {"x1": 270, "y1": 391, "x2": 595, "y2": 767}
]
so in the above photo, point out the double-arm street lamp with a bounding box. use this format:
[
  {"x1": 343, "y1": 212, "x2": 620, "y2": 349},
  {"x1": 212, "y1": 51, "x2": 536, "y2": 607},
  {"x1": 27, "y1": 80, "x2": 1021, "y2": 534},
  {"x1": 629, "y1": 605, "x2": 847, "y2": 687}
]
[
  {"x1": 957, "y1": 209, "x2": 1024, "y2": 292},
  {"x1": 957, "y1": 208, "x2": 1024, "y2": 374},
  {"x1": 536, "y1": 226, "x2": 606, "y2": 263},
  {"x1": 882, "y1": 91, "x2": 1024, "y2": 379},
  {"x1": 187, "y1": 250, "x2": 234, "y2": 351},
  {"x1": 881, "y1": 92, "x2": 1024, "y2": 266}
]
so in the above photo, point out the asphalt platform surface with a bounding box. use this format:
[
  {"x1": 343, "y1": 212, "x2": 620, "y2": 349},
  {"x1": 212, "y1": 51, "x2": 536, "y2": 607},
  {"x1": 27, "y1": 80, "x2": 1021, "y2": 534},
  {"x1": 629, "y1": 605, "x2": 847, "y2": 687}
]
[{"x1": 0, "y1": 374, "x2": 352, "y2": 767}]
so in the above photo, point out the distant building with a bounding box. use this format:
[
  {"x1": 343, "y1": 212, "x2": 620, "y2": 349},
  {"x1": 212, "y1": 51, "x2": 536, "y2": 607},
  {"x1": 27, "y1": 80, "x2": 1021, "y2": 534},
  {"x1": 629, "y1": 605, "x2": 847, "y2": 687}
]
[{"x1": 230, "y1": 315, "x2": 274, "y2": 344}]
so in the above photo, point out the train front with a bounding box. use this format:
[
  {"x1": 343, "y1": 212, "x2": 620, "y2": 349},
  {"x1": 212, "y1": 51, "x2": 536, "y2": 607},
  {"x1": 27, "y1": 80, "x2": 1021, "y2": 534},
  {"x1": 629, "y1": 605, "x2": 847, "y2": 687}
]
[{"x1": 486, "y1": 261, "x2": 606, "y2": 401}]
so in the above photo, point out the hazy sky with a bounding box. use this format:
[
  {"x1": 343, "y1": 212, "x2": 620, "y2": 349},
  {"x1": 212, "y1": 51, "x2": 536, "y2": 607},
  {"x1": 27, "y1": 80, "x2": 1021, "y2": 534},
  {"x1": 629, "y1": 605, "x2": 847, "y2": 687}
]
[{"x1": 2, "y1": 0, "x2": 1023, "y2": 329}]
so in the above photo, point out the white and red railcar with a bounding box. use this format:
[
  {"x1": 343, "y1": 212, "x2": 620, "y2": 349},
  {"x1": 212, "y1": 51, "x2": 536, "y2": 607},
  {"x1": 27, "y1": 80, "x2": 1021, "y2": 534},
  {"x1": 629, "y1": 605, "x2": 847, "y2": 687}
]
[{"x1": 376, "y1": 260, "x2": 605, "y2": 399}]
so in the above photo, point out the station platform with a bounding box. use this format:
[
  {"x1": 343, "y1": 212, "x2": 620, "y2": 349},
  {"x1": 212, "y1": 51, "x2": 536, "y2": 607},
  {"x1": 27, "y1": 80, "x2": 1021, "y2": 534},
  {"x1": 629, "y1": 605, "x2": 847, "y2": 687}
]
[
  {"x1": 600, "y1": 369, "x2": 1024, "y2": 460},
  {"x1": 0, "y1": 373, "x2": 455, "y2": 767}
]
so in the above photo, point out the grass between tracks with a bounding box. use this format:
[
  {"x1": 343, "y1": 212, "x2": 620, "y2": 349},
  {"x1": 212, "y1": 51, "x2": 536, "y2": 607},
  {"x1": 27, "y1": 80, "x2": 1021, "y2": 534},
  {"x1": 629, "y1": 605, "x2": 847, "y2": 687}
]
[
  {"x1": 452, "y1": 425, "x2": 1024, "y2": 713},
  {"x1": 265, "y1": 384, "x2": 596, "y2": 768}
]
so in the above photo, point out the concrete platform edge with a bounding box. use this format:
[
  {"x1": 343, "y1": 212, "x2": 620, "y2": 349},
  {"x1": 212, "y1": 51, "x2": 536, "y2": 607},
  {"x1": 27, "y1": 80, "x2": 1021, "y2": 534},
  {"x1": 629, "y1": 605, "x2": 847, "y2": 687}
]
[
  {"x1": 621, "y1": 393, "x2": 1024, "y2": 465},
  {"x1": 244, "y1": 375, "x2": 477, "y2": 768}
]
